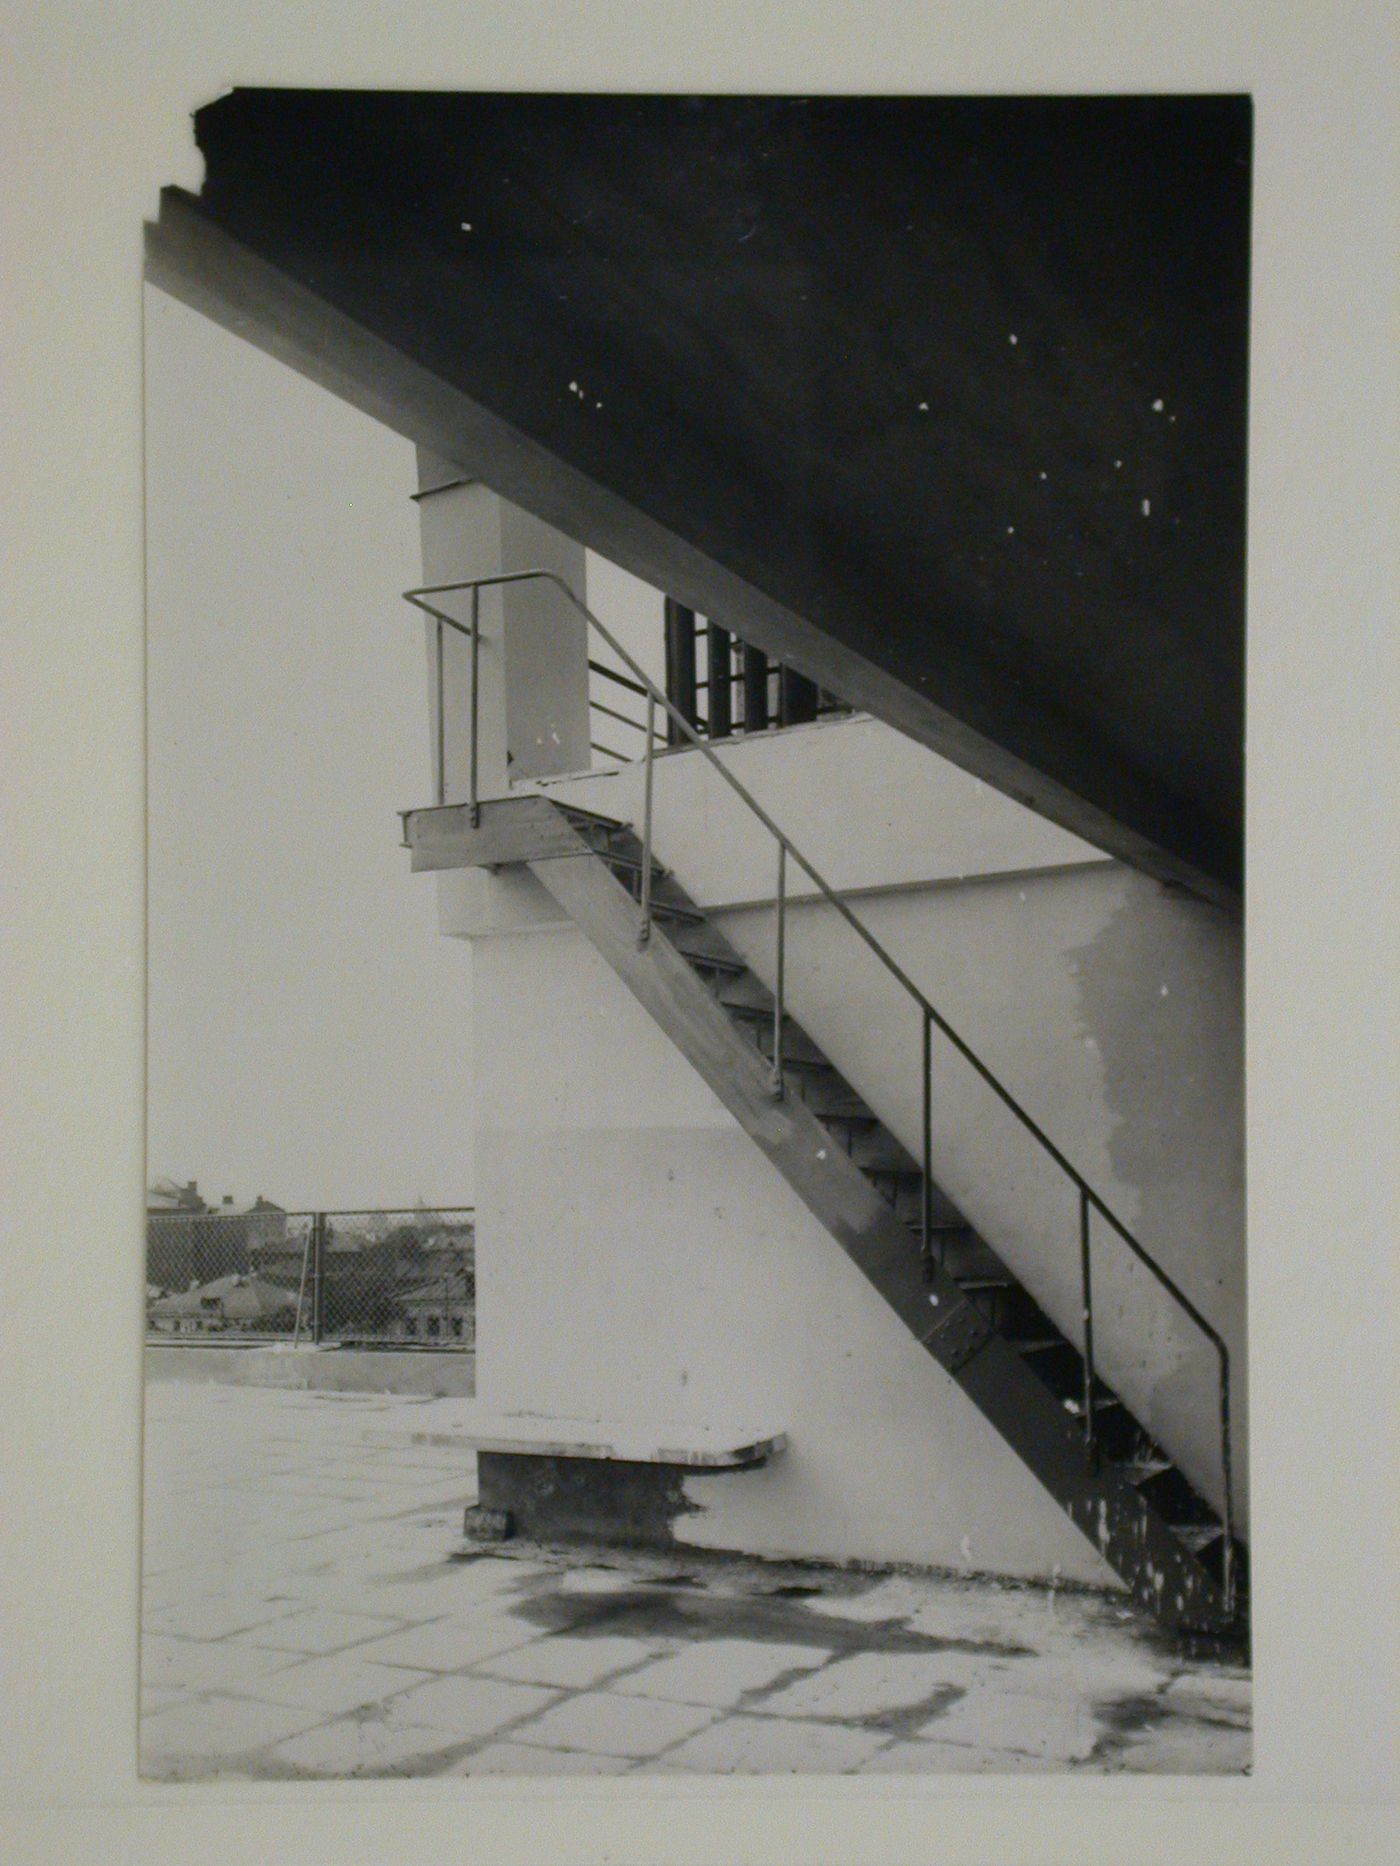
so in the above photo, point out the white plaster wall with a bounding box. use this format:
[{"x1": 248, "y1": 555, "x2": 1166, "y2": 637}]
[
  {"x1": 540, "y1": 711, "x2": 1105, "y2": 903},
  {"x1": 433, "y1": 711, "x2": 1107, "y2": 937},
  {"x1": 711, "y1": 866, "x2": 1247, "y2": 1531},
  {"x1": 447, "y1": 716, "x2": 1245, "y2": 1568},
  {"x1": 472, "y1": 924, "x2": 1118, "y2": 1584}
]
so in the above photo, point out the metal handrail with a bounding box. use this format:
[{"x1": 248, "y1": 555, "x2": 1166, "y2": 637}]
[{"x1": 401, "y1": 570, "x2": 1235, "y2": 1611}]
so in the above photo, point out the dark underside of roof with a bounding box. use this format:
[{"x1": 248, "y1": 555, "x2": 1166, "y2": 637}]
[{"x1": 170, "y1": 90, "x2": 1251, "y2": 899}]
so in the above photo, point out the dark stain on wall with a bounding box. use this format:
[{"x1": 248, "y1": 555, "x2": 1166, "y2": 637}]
[{"x1": 1069, "y1": 873, "x2": 1243, "y2": 1302}]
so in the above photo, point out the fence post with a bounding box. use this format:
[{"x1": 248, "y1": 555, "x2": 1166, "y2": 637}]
[{"x1": 311, "y1": 1213, "x2": 326, "y2": 1347}]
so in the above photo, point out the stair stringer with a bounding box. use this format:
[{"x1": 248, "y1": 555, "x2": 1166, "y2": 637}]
[
  {"x1": 525, "y1": 812, "x2": 1234, "y2": 1632},
  {"x1": 703, "y1": 888, "x2": 1235, "y2": 1528}
]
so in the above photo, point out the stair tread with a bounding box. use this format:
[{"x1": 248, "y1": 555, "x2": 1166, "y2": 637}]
[
  {"x1": 556, "y1": 802, "x2": 628, "y2": 829},
  {"x1": 675, "y1": 949, "x2": 747, "y2": 974},
  {"x1": 1118, "y1": 1457, "x2": 1175, "y2": 1485},
  {"x1": 645, "y1": 900, "x2": 707, "y2": 926},
  {"x1": 1171, "y1": 1524, "x2": 1226, "y2": 1553},
  {"x1": 1061, "y1": 1393, "x2": 1124, "y2": 1416},
  {"x1": 596, "y1": 848, "x2": 674, "y2": 881}
]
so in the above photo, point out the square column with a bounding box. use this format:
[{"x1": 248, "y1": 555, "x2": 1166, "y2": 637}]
[{"x1": 414, "y1": 448, "x2": 589, "y2": 804}]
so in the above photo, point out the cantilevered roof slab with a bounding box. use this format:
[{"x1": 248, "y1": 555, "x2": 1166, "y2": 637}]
[{"x1": 148, "y1": 92, "x2": 1250, "y2": 904}]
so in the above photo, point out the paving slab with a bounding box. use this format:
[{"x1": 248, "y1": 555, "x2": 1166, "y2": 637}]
[
  {"x1": 862, "y1": 1738, "x2": 1060, "y2": 1774},
  {"x1": 143, "y1": 1595, "x2": 305, "y2": 1642},
  {"x1": 551, "y1": 1566, "x2": 645, "y2": 1598},
  {"x1": 475, "y1": 1634, "x2": 664, "y2": 1691},
  {"x1": 921, "y1": 1685, "x2": 1100, "y2": 1763},
  {"x1": 657, "y1": 1713, "x2": 889, "y2": 1774},
  {"x1": 142, "y1": 1633, "x2": 312, "y2": 1697},
  {"x1": 613, "y1": 1638, "x2": 832, "y2": 1708},
  {"x1": 757, "y1": 1651, "x2": 973, "y2": 1725},
  {"x1": 513, "y1": 1690, "x2": 718, "y2": 1760},
  {"x1": 451, "y1": 1741, "x2": 636, "y2": 1776},
  {"x1": 1161, "y1": 1671, "x2": 1253, "y2": 1727},
  {"x1": 263, "y1": 1706, "x2": 472, "y2": 1778},
  {"x1": 1109, "y1": 1719, "x2": 1252, "y2": 1774},
  {"x1": 350, "y1": 1613, "x2": 547, "y2": 1673},
  {"x1": 388, "y1": 1672, "x2": 560, "y2": 1739},
  {"x1": 140, "y1": 1693, "x2": 327, "y2": 1776},
  {"x1": 993, "y1": 1648, "x2": 1174, "y2": 1704},
  {"x1": 237, "y1": 1607, "x2": 406, "y2": 1656},
  {"x1": 246, "y1": 1653, "x2": 436, "y2": 1716}
]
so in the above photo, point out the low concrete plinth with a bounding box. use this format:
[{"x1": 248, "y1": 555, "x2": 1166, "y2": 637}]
[
  {"x1": 144, "y1": 1342, "x2": 475, "y2": 1398},
  {"x1": 477, "y1": 1451, "x2": 699, "y2": 1549}
]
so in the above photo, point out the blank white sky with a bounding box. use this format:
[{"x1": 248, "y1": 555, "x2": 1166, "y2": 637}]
[
  {"x1": 145, "y1": 287, "x2": 478, "y2": 1210},
  {"x1": 144, "y1": 288, "x2": 666, "y2": 1211}
]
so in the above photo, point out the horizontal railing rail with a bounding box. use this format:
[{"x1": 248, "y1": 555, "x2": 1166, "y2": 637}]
[{"x1": 401, "y1": 572, "x2": 1235, "y2": 1611}]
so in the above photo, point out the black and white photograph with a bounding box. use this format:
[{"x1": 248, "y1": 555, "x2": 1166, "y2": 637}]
[
  {"x1": 139, "y1": 89, "x2": 1252, "y2": 1781},
  {"x1": 4, "y1": 6, "x2": 1396, "y2": 1863}
]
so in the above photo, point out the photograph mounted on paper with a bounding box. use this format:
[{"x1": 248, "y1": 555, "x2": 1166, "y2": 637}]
[{"x1": 141, "y1": 91, "x2": 1251, "y2": 1780}]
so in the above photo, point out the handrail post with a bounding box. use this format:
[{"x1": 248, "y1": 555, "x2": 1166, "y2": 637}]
[
  {"x1": 921, "y1": 1010, "x2": 934, "y2": 1276},
  {"x1": 771, "y1": 843, "x2": 787, "y2": 1096},
  {"x1": 434, "y1": 617, "x2": 446, "y2": 807},
  {"x1": 1219, "y1": 1367, "x2": 1236, "y2": 1616},
  {"x1": 1080, "y1": 1188, "x2": 1095, "y2": 1459},
  {"x1": 638, "y1": 692, "x2": 656, "y2": 946},
  {"x1": 468, "y1": 583, "x2": 481, "y2": 827}
]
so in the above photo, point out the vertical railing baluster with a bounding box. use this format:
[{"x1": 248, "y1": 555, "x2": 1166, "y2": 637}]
[
  {"x1": 638, "y1": 692, "x2": 656, "y2": 945},
  {"x1": 1080, "y1": 1188, "x2": 1095, "y2": 1458},
  {"x1": 922, "y1": 1009, "x2": 934, "y2": 1275},
  {"x1": 434, "y1": 616, "x2": 446, "y2": 807},
  {"x1": 468, "y1": 584, "x2": 481, "y2": 827},
  {"x1": 1219, "y1": 1367, "x2": 1235, "y2": 1616},
  {"x1": 771, "y1": 843, "x2": 787, "y2": 1095}
]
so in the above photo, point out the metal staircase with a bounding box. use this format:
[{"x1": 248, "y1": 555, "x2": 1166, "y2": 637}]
[{"x1": 399, "y1": 568, "x2": 1245, "y2": 1636}]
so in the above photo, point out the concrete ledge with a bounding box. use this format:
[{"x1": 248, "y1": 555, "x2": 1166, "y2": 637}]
[
  {"x1": 143, "y1": 1343, "x2": 475, "y2": 1397},
  {"x1": 462, "y1": 1411, "x2": 785, "y2": 1468}
]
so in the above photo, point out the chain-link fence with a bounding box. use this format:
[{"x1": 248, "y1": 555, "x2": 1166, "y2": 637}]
[{"x1": 146, "y1": 1208, "x2": 475, "y2": 1348}]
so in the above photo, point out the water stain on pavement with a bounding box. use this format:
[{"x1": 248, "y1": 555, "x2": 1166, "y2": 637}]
[{"x1": 508, "y1": 1581, "x2": 1035, "y2": 1660}]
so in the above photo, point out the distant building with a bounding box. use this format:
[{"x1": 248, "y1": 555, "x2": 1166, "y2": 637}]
[
  {"x1": 396, "y1": 1264, "x2": 474, "y2": 1344},
  {"x1": 226, "y1": 1194, "x2": 288, "y2": 1252},
  {"x1": 424, "y1": 1217, "x2": 475, "y2": 1253},
  {"x1": 146, "y1": 1272, "x2": 299, "y2": 1335},
  {"x1": 146, "y1": 1177, "x2": 207, "y2": 1216},
  {"x1": 146, "y1": 1181, "x2": 287, "y2": 1291}
]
